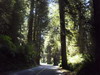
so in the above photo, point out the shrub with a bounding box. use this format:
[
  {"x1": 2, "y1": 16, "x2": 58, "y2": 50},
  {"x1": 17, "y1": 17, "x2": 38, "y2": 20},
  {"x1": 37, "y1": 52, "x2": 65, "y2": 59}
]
[
  {"x1": 16, "y1": 43, "x2": 36, "y2": 66},
  {"x1": 76, "y1": 54, "x2": 95, "y2": 75},
  {"x1": 0, "y1": 35, "x2": 17, "y2": 72},
  {"x1": 0, "y1": 35, "x2": 36, "y2": 72}
]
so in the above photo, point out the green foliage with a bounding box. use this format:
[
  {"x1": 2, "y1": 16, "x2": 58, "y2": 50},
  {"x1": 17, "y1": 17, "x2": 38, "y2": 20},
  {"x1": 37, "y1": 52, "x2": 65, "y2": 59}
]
[
  {"x1": 0, "y1": 35, "x2": 16, "y2": 51},
  {"x1": 16, "y1": 44, "x2": 35, "y2": 65},
  {"x1": 0, "y1": 0, "x2": 27, "y2": 44},
  {"x1": 67, "y1": 54, "x2": 94, "y2": 73},
  {"x1": 0, "y1": 35, "x2": 17, "y2": 72},
  {"x1": 0, "y1": 35, "x2": 36, "y2": 72},
  {"x1": 76, "y1": 54, "x2": 95, "y2": 75},
  {"x1": 0, "y1": 0, "x2": 15, "y2": 34}
]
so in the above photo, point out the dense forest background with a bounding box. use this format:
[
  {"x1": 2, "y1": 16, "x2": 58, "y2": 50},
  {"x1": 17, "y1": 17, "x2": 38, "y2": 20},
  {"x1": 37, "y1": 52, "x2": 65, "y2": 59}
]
[{"x1": 0, "y1": 0, "x2": 100, "y2": 75}]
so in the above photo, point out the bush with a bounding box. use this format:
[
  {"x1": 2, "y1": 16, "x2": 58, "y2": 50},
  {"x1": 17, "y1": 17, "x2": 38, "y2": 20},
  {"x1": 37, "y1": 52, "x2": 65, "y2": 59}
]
[
  {"x1": 0, "y1": 35, "x2": 17, "y2": 72},
  {"x1": 0, "y1": 35, "x2": 36, "y2": 72},
  {"x1": 16, "y1": 44, "x2": 36, "y2": 65},
  {"x1": 0, "y1": 35, "x2": 16, "y2": 60},
  {"x1": 76, "y1": 54, "x2": 95, "y2": 75}
]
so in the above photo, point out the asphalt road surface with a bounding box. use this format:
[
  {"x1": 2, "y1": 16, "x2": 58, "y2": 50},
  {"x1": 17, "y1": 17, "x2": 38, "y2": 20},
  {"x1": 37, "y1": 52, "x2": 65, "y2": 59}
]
[{"x1": 5, "y1": 65, "x2": 70, "y2": 75}]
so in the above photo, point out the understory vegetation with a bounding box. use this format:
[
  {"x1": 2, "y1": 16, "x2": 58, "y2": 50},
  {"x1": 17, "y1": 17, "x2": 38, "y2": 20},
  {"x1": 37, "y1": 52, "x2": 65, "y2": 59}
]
[{"x1": 0, "y1": 35, "x2": 36, "y2": 72}]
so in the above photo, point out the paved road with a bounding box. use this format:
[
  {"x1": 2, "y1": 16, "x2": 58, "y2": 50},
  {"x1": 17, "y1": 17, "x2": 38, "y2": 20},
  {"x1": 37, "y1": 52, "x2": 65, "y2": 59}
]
[{"x1": 4, "y1": 65, "x2": 70, "y2": 75}]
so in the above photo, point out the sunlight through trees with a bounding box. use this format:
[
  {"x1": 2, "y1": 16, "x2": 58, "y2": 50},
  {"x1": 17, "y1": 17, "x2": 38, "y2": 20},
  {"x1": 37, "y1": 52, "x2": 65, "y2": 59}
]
[{"x1": 0, "y1": 0, "x2": 100, "y2": 74}]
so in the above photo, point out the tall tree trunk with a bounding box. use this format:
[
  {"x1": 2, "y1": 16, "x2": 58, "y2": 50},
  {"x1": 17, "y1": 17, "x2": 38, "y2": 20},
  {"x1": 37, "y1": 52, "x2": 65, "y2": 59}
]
[
  {"x1": 58, "y1": 0, "x2": 68, "y2": 69},
  {"x1": 93, "y1": 0, "x2": 100, "y2": 73},
  {"x1": 33, "y1": 3, "x2": 37, "y2": 41},
  {"x1": 78, "y1": 2, "x2": 85, "y2": 53},
  {"x1": 27, "y1": 0, "x2": 34, "y2": 43},
  {"x1": 10, "y1": 0, "x2": 20, "y2": 44}
]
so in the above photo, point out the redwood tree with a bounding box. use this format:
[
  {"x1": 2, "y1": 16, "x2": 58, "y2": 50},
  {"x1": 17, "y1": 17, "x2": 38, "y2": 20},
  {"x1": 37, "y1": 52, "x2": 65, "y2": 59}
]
[
  {"x1": 58, "y1": 0, "x2": 68, "y2": 69},
  {"x1": 27, "y1": 0, "x2": 34, "y2": 43},
  {"x1": 93, "y1": 0, "x2": 100, "y2": 74}
]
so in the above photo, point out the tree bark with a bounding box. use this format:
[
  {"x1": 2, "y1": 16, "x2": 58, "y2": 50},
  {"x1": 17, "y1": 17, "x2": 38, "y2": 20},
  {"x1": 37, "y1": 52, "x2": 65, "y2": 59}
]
[
  {"x1": 27, "y1": 0, "x2": 34, "y2": 43},
  {"x1": 58, "y1": 0, "x2": 68, "y2": 69},
  {"x1": 10, "y1": 0, "x2": 21, "y2": 44},
  {"x1": 93, "y1": 0, "x2": 100, "y2": 73}
]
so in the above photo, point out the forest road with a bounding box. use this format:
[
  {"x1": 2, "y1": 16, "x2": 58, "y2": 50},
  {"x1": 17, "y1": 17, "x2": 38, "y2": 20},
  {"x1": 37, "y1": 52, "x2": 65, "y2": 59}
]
[{"x1": 5, "y1": 65, "x2": 71, "y2": 75}]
